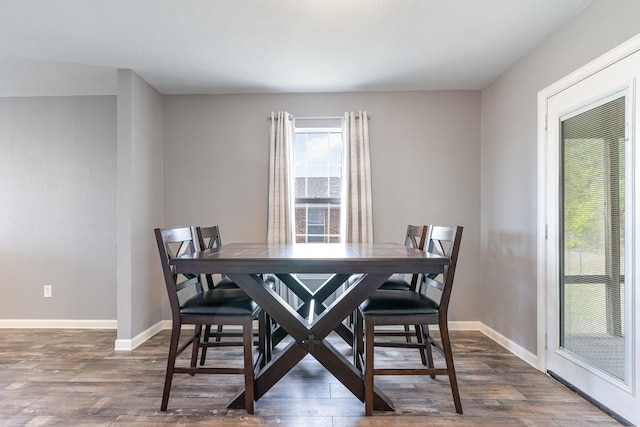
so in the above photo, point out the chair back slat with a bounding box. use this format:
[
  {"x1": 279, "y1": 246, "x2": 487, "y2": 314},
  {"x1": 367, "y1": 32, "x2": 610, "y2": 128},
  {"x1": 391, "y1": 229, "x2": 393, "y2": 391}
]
[
  {"x1": 175, "y1": 276, "x2": 200, "y2": 293},
  {"x1": 422, "y1": 276, "x2": 444, "y2": 293},
  {"x1": 404, "y1": 225, "x2": 428, "y2": 291},
  {"x1": 196, "y1": 226, "x2": 225, "y2": 289}
]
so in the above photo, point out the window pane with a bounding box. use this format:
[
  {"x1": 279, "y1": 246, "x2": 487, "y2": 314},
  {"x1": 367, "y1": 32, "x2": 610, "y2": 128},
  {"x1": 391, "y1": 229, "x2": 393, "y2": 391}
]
[
  {"x1": 561, "y1": 95, "x2": 626, "y2": 381},
  {"x1": 295, "y1": 135, "x2": 307, "y2": 162},
  {"x1": 329, "y1": 133, "x2": 343, "y2": 165},
  {"x1": 293, "y1": 126, "x2": 344, "y2": 243},
  {"x1": 307, "y1": 164, "x2": 327, "y2": 178},
  {"x1": 329, "y1": 176, "x2": 341, "y2": 198},
  {"x1": 328, "y1": 165, "x2": 342, "y2": 178},
  {"x1": 308, "y1": 208, "x2": 324, "y2": 225}
]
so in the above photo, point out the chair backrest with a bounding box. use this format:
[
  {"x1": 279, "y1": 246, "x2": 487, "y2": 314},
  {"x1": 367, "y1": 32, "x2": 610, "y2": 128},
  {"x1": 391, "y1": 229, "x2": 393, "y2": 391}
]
[
  {"x1": 155, "y1": 227, "x2": 203, "y2": 318},
  {"x1": 195, "y1": 226, "x2": 224, "y2": 289},
  {"x1": 405, "y1": 224, "x2": 429, "y2": 290},
  {"x1": 420, "y1": 225, "x2": 463, "y2": 314},
  {"x1": 405, "y1": 224, "x2": 428, "y2": 250},
  {"x1": 196, "y1": 225, "x2": 223, "y2": 251}
]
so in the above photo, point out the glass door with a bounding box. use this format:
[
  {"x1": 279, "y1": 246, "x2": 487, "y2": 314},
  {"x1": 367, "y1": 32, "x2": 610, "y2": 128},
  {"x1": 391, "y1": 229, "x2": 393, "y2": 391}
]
[{"x1": 543, "y1": 48, "x2": 640, "y2": 424}]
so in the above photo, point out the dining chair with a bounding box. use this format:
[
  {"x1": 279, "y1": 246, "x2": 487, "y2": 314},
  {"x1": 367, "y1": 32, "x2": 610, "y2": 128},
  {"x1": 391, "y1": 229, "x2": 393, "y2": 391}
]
[
  {"x1": 378, "y1": 224, "x2": 428, "y2": 291},
  {"x1": 195, "y1": 225, "x2": 237, "y2": 290},
  {"x1": 368, "y1": 224, "x2": 429, "y2": 362},
  {"x1": 196, "y1": 225, "x2": 274, "y2": 367},
  {"x1": 154, "y1": 226, "x2": 257, "y2": 413},
  {"x1": 355, "y1": 225, "x2": 464, "y2": 415}
]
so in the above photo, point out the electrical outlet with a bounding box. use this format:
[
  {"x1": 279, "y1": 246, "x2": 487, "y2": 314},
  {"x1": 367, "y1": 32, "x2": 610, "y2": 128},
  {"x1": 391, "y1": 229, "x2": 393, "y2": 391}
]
[{"x1": 43, "y1": 285, "x2": 52, "y2": 298}]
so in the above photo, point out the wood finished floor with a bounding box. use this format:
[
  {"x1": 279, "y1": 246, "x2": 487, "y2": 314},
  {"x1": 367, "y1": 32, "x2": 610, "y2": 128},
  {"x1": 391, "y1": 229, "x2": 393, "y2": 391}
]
[{"x1": 0, "y1": 329, "x2": 621, "y2": 426}]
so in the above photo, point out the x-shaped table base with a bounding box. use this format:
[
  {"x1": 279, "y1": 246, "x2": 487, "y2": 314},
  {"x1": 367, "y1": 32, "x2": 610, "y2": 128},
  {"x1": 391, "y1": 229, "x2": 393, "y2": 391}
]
[{"x1": 226, "y1": 272, "x2": 395, "y2": 411}]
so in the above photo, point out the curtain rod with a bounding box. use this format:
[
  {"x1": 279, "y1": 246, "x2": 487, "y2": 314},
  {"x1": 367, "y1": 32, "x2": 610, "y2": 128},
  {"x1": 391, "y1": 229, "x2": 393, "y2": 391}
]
[{"x1": 267, "y1": 114, "x2": 371, "y2": 121}]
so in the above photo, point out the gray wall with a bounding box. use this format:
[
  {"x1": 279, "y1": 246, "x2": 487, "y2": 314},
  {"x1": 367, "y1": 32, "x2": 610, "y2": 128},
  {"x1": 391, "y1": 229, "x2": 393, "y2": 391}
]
[
  {"x1": 117, "y1": 70, "x2": 164, "y2": 340},
  {"x1": 0, "y1": 95, "x2": 117, "y2": 320},
  {"x1": 480, "y1": 0, "x2": 640, "y2": 352},
  {"x1": 0, "y1": 71, "x2": 164, "y2": 342},
  {"x1": 162, "y1": 91, "x2": 482, "y2": 321}
]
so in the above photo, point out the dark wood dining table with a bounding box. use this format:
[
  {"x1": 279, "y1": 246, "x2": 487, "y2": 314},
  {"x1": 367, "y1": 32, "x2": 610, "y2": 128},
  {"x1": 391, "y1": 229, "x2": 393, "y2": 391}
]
[{"x1": 170, "y1": 242, "x2": 449, "y2": 411}]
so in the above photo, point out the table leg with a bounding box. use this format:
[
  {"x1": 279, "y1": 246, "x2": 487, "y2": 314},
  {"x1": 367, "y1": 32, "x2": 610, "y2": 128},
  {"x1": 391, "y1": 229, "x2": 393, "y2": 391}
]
[{"x1": 227, "y1": 272, "x2": 395, "y2": 411}]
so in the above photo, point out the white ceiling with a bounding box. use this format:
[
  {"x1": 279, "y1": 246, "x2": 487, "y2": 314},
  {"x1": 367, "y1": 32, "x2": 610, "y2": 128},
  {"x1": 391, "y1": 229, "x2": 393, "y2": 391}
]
[{"x1": 0, "y1": 0, "x2": 593, "y2": 97}]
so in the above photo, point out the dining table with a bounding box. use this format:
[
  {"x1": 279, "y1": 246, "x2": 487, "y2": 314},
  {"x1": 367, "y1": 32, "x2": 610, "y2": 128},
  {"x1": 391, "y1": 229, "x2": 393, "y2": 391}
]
[{"x1": 169, "y1": 242, "x2": 450, "y2": 411}]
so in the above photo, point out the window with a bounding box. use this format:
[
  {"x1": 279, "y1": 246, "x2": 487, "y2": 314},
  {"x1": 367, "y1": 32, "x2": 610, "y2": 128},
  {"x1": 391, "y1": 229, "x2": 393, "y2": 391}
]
[{"x1": 293, "y1": 119, "x2": 344, "y2": 243}]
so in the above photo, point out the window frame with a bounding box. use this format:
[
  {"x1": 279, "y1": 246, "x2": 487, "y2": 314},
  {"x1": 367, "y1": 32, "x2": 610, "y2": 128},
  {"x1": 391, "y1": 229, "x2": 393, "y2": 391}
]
[{"x1": 292, "y1": 121, "x2": 345, "y2": 243}]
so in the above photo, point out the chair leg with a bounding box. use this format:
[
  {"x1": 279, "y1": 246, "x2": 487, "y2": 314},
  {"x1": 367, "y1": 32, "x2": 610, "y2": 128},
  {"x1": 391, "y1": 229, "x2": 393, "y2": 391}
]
[
  {"x1": 415, "y1": 324, "x2": 427, "y2": 365},
  {"x1": 364, "y1": 316, "x2": 375, "y2": 416},
  {"x1": 242, "y1": 317, "x2": 255, "y2": 414},
  {"x1": 440, "y1": 320, "x2": 462, "y2": 414},
  {"x1": 354, "y1": 309, "x2": 364, "y2": 370},
  {"x1": 190, "y1": 325, "x2": 202, "y2": 372},
  {"x1": 265, "y1": 313, "x2": 273, "y2": 363},
  {"x1": 161, "y1": 322, "x2": 181, "y2": 411},
  {"x1": 422, "y1": 325, "x2": 435, "y2": 378},
  {"x1": 258, "y1": 310, "x2": 267, "y2": 368},
  {"x1": 199, "y1": 325, "x2": 211, "y2": 365}
]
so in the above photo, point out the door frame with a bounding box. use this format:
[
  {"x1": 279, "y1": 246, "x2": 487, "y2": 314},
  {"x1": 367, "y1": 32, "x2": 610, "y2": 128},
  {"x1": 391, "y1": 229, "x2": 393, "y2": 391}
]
[{"x1": 537, "y1": 33, "x2": 640, "y2": 372}]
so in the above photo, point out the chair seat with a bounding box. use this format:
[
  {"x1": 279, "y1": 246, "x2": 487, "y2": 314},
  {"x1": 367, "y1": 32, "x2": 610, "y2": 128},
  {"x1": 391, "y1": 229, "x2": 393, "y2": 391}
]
[
  {"x1": 214, "y1": 276, "x2": 239, "y2": 289},
  {"x1": 360, "y1": 290, "x2": 439, "y2": 316},
  {"x1": 378, "y1": 277, "x2": 411, "y2": 291},
  {"x1": 181, "y1": 289, "x2": 257, "y2": 316}
]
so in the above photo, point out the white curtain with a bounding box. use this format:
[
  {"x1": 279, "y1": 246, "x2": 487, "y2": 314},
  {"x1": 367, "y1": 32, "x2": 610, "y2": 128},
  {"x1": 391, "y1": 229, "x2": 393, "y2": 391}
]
[
  {"x1": 267, "y1": 111, "x2": 294, "y2": 244},
  {"x1": 267, "y1": 111, "x2": 296, "y2": 304},
  {"x1": 343, "y1": 111, "x2": 373, "y2": 243}
]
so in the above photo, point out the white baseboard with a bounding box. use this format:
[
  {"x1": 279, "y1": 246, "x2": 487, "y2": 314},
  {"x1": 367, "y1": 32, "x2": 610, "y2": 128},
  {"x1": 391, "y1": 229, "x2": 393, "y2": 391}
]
[
  {"x1": 115, "y1": 321, "x2": 248, "y2": 350},
  {"x1": 377, "y1": 321, "x2": 539, "y2": 371},
  {"x1": 0, "y1": 318, "x2": 540, "y2": 371},
  {"x1": 0, "y1": 319, "x2": 117, "y2": 329},
  {"x1": 114, "y1": 320, "x2": 170, "y2": 351},
  {"x1": 376, "y1": 320, "x2": 481, "y2": 332},
  {"x1": 479, "y1": 323, "x2": 539, "y2": 369},
  {"x1": 447, "y1": 320, "x2": 483, "y2": 331}
]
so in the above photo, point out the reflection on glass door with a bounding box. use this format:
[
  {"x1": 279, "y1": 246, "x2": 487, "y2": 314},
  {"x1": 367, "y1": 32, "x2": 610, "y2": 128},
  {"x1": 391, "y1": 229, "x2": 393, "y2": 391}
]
[{"x1": 560, "y1": 95, "x2": 627, "y2": 382}]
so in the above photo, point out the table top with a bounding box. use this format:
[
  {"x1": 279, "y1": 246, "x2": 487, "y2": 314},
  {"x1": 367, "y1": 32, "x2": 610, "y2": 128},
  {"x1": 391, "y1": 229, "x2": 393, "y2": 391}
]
[{"x1": 171, "y1": 242, "x2": 449, "y2": 275}]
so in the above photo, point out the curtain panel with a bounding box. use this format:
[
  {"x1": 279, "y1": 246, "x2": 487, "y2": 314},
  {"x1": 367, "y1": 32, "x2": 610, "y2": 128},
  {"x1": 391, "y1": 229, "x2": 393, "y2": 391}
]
[
  {"x1": 267, "y1": 111, "x2": 296, "y2": 304},
  {"x1": 343, "y1": 111, "x2": 373, "y2": 243},
  {"x1": 267, "y1": 111, "x2": 294, "y2": 244}
]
